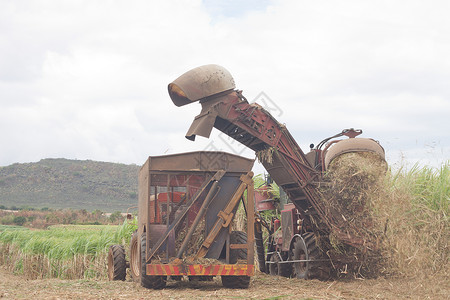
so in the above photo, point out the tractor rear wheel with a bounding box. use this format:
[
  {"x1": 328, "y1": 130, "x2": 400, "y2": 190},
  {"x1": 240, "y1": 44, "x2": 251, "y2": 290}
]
[
  {"x1": 292, "y1": 232, "x2": 330, "y2": 280},
  {"x1": 278, "y1": 255, "x2": 292, "y2": 278},
  {"x1": 268, "y1": 252, "x2": 291, "y2": 277},
  {"x1": 140, "y1": 233, "x2": 166, "y2": 289},
  {"x1": 129, "y1": 231, "x2": 140, "y2": 282},
  {"x1": 107, "y1": 244, "x2": 126, "y2": 281},
  {"x1": 221, "y1": 231, "x2": 250, "y2": 289},
  {"x1": 292, "y1": 235, "x2": 309, "y2": 279},
  {"x1": 269, "y1": 253, "x2": 279, "y2": 276}
]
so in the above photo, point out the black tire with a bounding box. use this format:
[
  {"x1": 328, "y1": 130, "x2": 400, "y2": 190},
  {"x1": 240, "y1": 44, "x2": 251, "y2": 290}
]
[
  {"x1": 292, "y1": 232, "x2": 330, "y2": 280},
  {"x1": 129, "y1": 231, "x2": 140, "y2": 282},
  {"x1": 221, "y1": 231, "x2": 250, "y2": 289},
  {"x1": 188, "y1": 275, "x2": 213, "y2": 281},
  {"x1": 254, "y1": 225, "x2": 266, "y2": 273},
  {"x1": 292, "y1": 235, "x2": 309, "y2": 279},
  {"x1": 107, "y1": 244, "x2": 126, "y2": 281},
  {"x1": 278, "y1": 254, "x2": 292, "y2": 278},
  {"x1": 269, "y1": 253, "x2": 279, "y2": 276},
  {"x1": 171, "y1": 276, "x2": 183, "y2": 281},
  {"x1": 269, "y1": 252, "x2": 291, "y2": 277},
  {"x1": 221, "y1": 275, "x2": 251, "y2": 289},
  {"x1": 140, "y1": 233, "x2": 166, "y2": 289},
  {"x1": 229, "y1": 231, "x2": 247, "y2": 263}
]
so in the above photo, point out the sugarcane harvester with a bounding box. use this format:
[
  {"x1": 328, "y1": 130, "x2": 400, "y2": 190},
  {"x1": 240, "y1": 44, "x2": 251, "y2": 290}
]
[
  {"x1": 168, "y1": 64, "x2": 386, "y2": 279},
  {"x1": 108, "y1": 151, "x2": 256, "y2": 289}
]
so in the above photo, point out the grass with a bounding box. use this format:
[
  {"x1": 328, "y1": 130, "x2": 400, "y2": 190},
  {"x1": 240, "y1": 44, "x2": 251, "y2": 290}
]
[
  {"x1": 0, "y1": 224, "x2": 28, "y2": 232},
  {"x1": 0, "y1": 219, "x2": 137, "y2": 279},
  {"x1": 378, "y1": 161, "x2": 449, "y2": 277},
  {"x1": 392, "y1": 162, "x2": 449, "y2": 213}
]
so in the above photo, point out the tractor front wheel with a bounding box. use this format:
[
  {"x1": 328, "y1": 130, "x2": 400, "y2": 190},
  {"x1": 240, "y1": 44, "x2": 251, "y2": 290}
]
[
  {"x1": 129, "y1": 231, "x2": 140, "y2": 282},
  {"x1": 140, "y1": 233, "x2": 166, "y2": 289}
]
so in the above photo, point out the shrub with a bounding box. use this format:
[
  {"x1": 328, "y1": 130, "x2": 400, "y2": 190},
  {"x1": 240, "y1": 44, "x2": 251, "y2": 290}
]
[
  {"x1": 13, "y1": 216, "x2": 26, "y2": 226},
  {"x1": 109, "y1": 211, "x2": 123, "y2": 224},
  {"x1": 1, "y1": 215, "x2": 15, "y2": 225}
]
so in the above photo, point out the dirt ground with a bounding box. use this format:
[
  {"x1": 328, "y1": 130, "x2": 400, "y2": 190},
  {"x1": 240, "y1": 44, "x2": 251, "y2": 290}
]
[{"x1": 0, "y1": 266, "x2": 448, "y2": 300}]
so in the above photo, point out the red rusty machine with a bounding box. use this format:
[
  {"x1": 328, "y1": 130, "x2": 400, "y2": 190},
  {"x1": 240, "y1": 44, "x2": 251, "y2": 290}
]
[
  {"x1": 108, "y1": 151, "x2": 256, "y2": 289},
  {"x1": 168, "y1": 65, "x2": 386, "y2": 279}
]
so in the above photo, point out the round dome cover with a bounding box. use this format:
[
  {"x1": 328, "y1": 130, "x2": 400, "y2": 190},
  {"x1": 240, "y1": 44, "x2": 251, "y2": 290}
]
[{"x1": 168, "y1": 64, "x2": 236, "y2": 107}]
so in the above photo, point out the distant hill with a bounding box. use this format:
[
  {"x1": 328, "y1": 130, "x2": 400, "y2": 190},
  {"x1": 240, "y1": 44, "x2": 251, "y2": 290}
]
[{"x1": 0, "y1": 158, "x2": 140, "y2": 212}]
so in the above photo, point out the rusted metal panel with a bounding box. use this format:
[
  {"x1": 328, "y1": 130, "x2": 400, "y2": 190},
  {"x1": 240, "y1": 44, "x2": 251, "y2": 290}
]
[
  {"x1": 138, "y1": 159, "x2": 150, "y2": 239},
  {"x1": 146, "y1": 264, "x2": 254, "y2": 276},
  {"x1": 281, "y1": 205, "x2": 295, "y2": 251},
  {"x1": 148, "y1": 224, "x2": 176, "y2": 257},
  {"x1": 143, "y1": 151, "x2": 254, "y2": 173},
  {"x1": 203, "y1": 176, "x2": 243, "y2": 259},
  {"x1": 195, "y1": 172, "x2": 254, "y2": 260},
  {"x1": 255, "y1": 185, "x2": 276, "y2": 211}
]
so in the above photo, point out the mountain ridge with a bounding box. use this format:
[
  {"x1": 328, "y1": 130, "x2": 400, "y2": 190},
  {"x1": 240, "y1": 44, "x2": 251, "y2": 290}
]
[{"x1": 0, "y1": 158, "x2": 140, "y2": 212}]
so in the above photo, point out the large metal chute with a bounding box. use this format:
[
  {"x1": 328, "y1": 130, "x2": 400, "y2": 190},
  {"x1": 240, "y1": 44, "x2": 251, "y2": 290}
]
[{"x1": 185, "y1": 102, "x2": 220, "y2": 141}]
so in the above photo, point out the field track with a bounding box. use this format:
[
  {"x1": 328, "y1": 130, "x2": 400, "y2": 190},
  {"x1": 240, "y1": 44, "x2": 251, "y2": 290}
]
[{"x1": 1, "y1": 266, "x2": 447, "y2": 299}]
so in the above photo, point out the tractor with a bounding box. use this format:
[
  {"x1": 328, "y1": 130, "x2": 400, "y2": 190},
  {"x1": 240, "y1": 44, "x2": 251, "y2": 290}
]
[{"x1": 168, "y1": 64, "x2": 386, "y2": 279}]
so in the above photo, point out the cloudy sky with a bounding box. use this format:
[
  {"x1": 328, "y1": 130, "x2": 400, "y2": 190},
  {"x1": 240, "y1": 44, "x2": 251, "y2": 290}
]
[{"x1": 1, "y1": 0, "x2": 449, "y2": 171}]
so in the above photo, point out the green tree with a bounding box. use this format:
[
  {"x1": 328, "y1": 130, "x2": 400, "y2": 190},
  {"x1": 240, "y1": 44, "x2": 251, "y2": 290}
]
[
  {"x1": 109, "y1": 211, "x2": 123, "y2": 224},
  {"x1": 13, "y1": 216, "x2": 26, "y2": 226}
]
